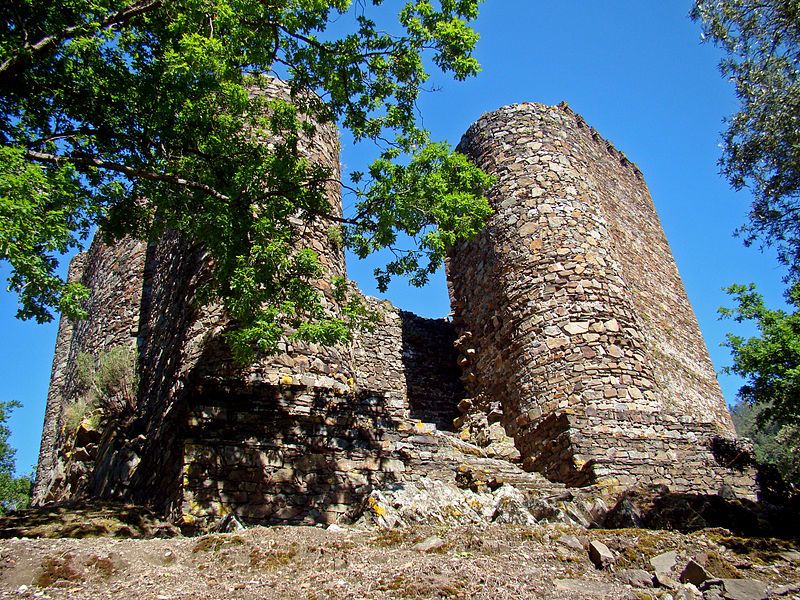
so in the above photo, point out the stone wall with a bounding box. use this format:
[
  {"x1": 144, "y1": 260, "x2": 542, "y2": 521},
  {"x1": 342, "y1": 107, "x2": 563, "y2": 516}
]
[
  {"x1": 32, "y1": 253, "x2": 87, "y2": 504},
  {"x1": 33, "y1": 237, "x2": 147, "y2": 502},
  {"x1": 448, "y1": 102, "x2": 740, "y2": 494}
]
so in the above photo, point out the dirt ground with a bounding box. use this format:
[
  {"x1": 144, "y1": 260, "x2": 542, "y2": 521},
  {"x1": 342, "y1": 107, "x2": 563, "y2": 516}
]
[{"x1": 0, "y1": 523, "x2": 798, "y2": 599}]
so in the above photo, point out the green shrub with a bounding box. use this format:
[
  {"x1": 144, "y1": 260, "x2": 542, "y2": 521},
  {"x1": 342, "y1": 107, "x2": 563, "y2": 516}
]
[
  {"x1": 731, "y1": 400, "x2": 800, "y2": 486},
  {"x1": 67, "y1": 346, "x2": 139, "y2": 429}
]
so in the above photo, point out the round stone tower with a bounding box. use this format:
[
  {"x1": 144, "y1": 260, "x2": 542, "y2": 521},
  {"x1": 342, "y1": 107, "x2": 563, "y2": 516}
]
[{"x1": 448, "y1": 102, "x2": 737, "y2": 489}]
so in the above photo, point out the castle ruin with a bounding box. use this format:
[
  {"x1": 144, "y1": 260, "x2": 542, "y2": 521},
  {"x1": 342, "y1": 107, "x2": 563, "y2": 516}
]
[{"x1": 33, "y1": 85, "x2": 758, "y2": 529}]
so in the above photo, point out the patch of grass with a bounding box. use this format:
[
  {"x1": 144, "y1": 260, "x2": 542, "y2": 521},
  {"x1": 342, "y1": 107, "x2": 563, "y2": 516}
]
[
  {"x1": 371, "y1": 528, "x2": 423, "y2": 548},
  {"x1": 705, "y1": 550, "x2": 742, "y2": 578},
  {"x1": 62, "y1": 396, "x2": 99, "y2": 433},
  {"x1": 248, "y1": 543, "x2": 298, "y2": 570},
  {"x1": 442, "y1": 528, "x2": 484, "y2": 553},
  {"x1": 330, "y1": 540, "x2": 356, "y2": 552},
  {"x1": 519, "y1": 526, "x2": 549, "y2": 544},
  {"x1": 380, "y1": 574, "x2": 467, "y2": 598},
  {"x1": 594, "y1": 529, "x2": 666, "y2": 570},
  {"x1": 36, "y1": 553, "x2": 84, "y2": 587},
  {"x1": 191, "y1": 534, "x2": 245, "y2": 553},
  {"x1": 711, "y1": 535, "x2": 799, "y2": 565}
]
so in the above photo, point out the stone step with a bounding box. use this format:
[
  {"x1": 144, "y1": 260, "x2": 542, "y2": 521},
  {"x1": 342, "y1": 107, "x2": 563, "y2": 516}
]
[{"x1": 396, "y1": 419, "x2": 567, "y2": 497}]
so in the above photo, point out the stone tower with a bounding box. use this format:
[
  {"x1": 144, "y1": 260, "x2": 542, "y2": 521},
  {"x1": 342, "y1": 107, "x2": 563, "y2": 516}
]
[
  {"x1": 448, "y1": 102, "x2": 743, "y2": 492},
  {"x1": 34, "y1": 97, "x2": 757, "y2": 529}
]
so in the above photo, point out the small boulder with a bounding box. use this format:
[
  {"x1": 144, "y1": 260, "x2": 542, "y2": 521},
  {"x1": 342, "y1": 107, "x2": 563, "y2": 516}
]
[
  {"x1": 554, "y1": 579, "x2": 618, "y2": 597},
  {"x1": 654, "y1": 571, "x2": 680, "y2": 590},
  {"x1": 588, "y1": 540, "x2": 615, "y2": 569},
  {"x1": 412, "y1": 536, "x2": 445, "y2": 553},
  {"x1": 680, "y1": 582, "x2": 702, "y2": 599},
  {"x1": 773, "y1": 582, "x2": 800, "y2": 596},
  {"x1": 557, "y1": 534, "x2": 584, "y2": 552},
  {"x1": 617, "y1": 569, "x2": 654, "y2": 588},
  {"x1": 780, "y1": 550, "x2": 800, "y2": 562},
  {"x1": 701, "y1": 578, "x2": 769, "y2": 600},
  {"x1": 650, "y1": 550, "x2": 678, "y2": 573},
  {"x1": 680, "y1": 559, "x2": 710, "y2": 586},
  {"x1": 717, "y1": 578, "x2": 768, "y2": 600}
]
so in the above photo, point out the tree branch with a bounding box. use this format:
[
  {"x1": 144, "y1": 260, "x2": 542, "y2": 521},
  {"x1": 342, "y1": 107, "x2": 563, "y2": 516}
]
[
  {"x1": 25, "y1": 149, "x2": 231, "y2": 202},
  {"x1": 0, "y1": 0, "x2": 162, "y2": 82}
]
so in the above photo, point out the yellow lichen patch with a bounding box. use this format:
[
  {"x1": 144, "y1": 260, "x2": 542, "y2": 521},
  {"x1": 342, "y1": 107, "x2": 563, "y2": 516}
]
[
  {"x1": 414, "y1": 421, "x2": 434, "y2": 433},
  {"x1": 594, "y1": 477, "x2": 622, "y2": 493},
  {"x1": 279, "y1": 374, "x2": 293, "y2": 386},
  {"x1": 367, "y1": 497, "x2": 387, "y2": 517}
]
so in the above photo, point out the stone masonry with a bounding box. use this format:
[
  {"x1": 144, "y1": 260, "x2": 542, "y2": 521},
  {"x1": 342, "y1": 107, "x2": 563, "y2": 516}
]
[
  {"x1": 448, "y1": 102, "x2": 745, "y2": 492},
  {"x1": 34, "y1": 90, "x2": 759, "y2": 528}
]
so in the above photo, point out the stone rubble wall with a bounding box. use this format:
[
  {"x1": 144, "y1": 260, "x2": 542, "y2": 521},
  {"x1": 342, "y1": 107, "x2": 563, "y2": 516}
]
[
  {"x1": 349, "y1": 298, "x2": 464, "y2": 430},
  {"x1": 180, "y1": 381, "x2": 561, "y2": 529},
  {"x1": 97, "y1": 79, "x2": 355, "y2": 517},
  {"x1": 448, "y1": 102, "x2": 742, "y2": 494},
  {"x1": 32, "y1": 253, "x2": 87, "y2": 504},
  {"x1": 33, "y1": 237, "x2": 147, "y2": 503}
]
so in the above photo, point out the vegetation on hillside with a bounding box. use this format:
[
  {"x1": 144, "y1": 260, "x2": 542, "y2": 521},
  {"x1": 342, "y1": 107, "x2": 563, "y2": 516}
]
[
  {"x1": 0, "y1": 401, "x2": 32, "y2": 514},
  {"x1": 730, "y1": 397, "x2": 800, "y2": 486}
]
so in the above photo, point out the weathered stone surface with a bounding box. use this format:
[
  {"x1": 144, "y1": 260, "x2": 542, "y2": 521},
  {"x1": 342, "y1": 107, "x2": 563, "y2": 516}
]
[
  {"x1": 588, "y1": 540, "x2": 615, "y2": 569},
  {"x1": 558, "y1": 534, "x2": 584, "y2": 552},
  {"x1": 448, "y1": 102, "x2": 755, "y2": 498},
  {"x1": 701, "y1": 578, "x2": 768, "y2": 600},
  {"x1": 553, "y1": 579, "x2": 620, "y2": 597},
  {"x1": 654, "y1": 570, "x2": 680, "y2": 590},
  {"x1": 412, "y1": 536, "x2": 445, "y2": 553},
  {"x1": 34, "y1": 94, "x2": 760, "y2": 529},
  {"x1": 773, "y1": 582, "x2": 800, "y2": 596},
  {"x1": 681, "y1": 559, "x2": 710, "y2": 586},
  {"x1": 651, "y1": 550, "x2": 679, "y2": 574},
  {"x1": 617, "y1": 569, "x2": 654, "y2": 588}
]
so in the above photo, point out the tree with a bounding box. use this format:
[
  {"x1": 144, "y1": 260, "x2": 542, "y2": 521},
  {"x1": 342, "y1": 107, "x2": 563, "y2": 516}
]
[
  {"x1": 719, "y1": 282, "x2": 800, "y2": 427},
  {"x1": 691, "y1": 0, "x2": 800, "y2": 278},
  {"x1": 730, "y1": 397, "x2": 800, "y2": 485},
  {"x1": 0, "y1": 401, "x2": 33, "y2": 514},
  {"x1": 0, "y1": 0, "x2": 493, "y2": 358},
  {"x1": 694, "y1": 1, "x2": 800, "y2": 451}
]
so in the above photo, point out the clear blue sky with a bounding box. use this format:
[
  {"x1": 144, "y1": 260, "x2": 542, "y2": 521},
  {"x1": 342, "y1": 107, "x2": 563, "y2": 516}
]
[{"x1": 0, "y1": 1, "x2": 788, "y2": 476}]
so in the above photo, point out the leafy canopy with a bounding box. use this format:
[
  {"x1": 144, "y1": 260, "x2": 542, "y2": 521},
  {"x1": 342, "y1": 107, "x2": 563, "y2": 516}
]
[
  {"x1": 692, "y1": 0, "x2": 800, "y2": 278},
  {"x1": 719, "y1": 283, "x2": 800, "y2": 427},
  {"x1": 0, "y1": 0, "x2": 493, "y2": 357},
  {"x1": 730, "y1": 397, "x2": 800, "y2": 486},
  {"x1": 694, "y1": 1, "x2": 800, "y2": 429}
]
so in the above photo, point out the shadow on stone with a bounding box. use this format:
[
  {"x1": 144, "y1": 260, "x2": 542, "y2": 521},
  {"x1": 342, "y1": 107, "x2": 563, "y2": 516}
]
[
  {"x1": 400, "y1": 312, "x2": 463, "y2": 432},
  {"x1": 602, "y1": 483, "x2": 800, "y2": 539}
]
